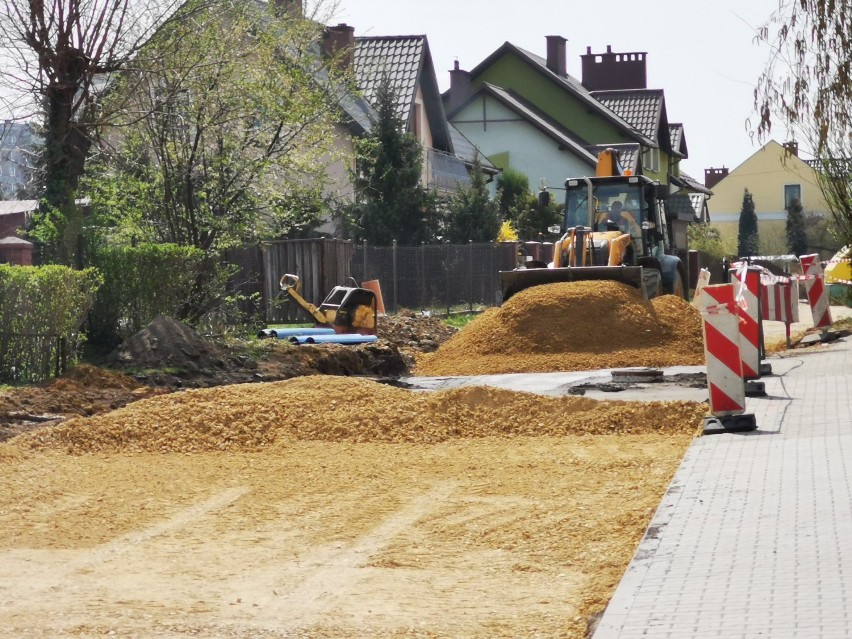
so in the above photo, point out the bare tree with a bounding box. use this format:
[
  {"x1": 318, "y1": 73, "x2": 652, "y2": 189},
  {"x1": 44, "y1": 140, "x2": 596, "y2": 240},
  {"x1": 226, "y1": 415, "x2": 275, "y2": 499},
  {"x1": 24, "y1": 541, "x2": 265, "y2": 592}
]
[
  {"x1": 753, "y1": 2, "x2": 852, "y2": 246},
  {"x1": 0, "y1": 0, "x2": 194, "y2": 263}
]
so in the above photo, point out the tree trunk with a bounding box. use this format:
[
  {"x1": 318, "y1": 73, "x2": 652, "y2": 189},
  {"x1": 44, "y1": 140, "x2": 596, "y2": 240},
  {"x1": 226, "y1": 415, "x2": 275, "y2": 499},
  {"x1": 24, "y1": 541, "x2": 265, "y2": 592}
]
[{"x1": 42, "y1": 50, "x2": 93, "y2": 266}]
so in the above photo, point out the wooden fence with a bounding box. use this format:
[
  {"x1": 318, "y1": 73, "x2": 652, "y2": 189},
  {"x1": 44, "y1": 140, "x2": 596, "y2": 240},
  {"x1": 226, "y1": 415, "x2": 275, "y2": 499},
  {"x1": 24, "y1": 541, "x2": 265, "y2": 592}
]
[
  {"x1": 260, "y1": 239, "x2": 355, "y2": 323},
  {"x1": 229, "y1": 241, "x2": 732, "y2": 323},
  {"x1": 229, "y1": 239, "x2": 520, "y2": 323}
]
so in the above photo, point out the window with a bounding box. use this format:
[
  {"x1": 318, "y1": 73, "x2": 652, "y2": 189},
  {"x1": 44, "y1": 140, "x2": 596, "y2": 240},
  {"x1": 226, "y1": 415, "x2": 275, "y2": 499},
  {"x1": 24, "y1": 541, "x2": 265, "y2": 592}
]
[
  {"x1": 784, "y1": 184, "x2": 802, "y2": 209},
  {"x1": 642, "y1": 146, "x2": 660, "y2": 173}
]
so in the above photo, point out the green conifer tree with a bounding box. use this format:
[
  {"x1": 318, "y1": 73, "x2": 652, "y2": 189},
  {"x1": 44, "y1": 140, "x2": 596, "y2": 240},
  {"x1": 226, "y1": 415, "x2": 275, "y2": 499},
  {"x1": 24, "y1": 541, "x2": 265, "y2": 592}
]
[
  {"x1": 349, "y1": 76, "x2": 436, "y2": 245},
  {"x1": 443, "y1": 155, "x2": 500, "y2": 243},
  {"x1": 737, "y1": 189, "x2": 760, "y2": 257},
  {"x1": 785, "y1": 197, "x2": 808, "y2": 256}
]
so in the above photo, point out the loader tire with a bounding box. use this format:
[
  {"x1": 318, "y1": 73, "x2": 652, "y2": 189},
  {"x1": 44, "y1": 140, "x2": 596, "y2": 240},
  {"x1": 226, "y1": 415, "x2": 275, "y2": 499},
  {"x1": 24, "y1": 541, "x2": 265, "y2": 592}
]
[{"x1": 671, "y1": 270, "x2": 686, "y2": 300}]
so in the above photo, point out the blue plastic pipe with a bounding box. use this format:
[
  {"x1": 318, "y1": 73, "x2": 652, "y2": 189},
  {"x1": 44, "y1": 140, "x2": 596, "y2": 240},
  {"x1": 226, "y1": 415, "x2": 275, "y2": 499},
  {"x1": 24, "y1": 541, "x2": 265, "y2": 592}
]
[
  {"x1": 257, "y1": 327, "x2": 336, "y2": 339},
  {"x1": 288, "y1": 334, "x2": 378, "y2": 345}
]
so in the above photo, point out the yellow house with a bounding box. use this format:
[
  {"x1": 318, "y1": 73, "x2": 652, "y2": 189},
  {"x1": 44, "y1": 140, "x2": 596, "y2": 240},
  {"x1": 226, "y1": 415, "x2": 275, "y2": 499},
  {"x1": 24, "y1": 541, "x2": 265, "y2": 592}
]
[{"x1": 707, "y1": 140, "x2": 831, "y2": 255}]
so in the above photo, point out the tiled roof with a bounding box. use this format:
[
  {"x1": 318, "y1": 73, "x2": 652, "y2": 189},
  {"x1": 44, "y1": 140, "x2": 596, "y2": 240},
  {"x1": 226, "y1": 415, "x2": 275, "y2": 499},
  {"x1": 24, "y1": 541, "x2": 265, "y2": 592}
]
[
  {"x1": 479, "y1": 83, "x2": 598, "y2": 165},
  {"x1": 591, "y1": 89, "x2": 664, "y2": 142},
  {"x1": 586, "y1": 143, "x2": 642, "y2": 175},
  {"x1": 669, "y1": 123, "x2": 686, "y2": 157},
  {"x1": 689, "y1": 193, "x2": 709, "y2": 221},
  {"x1": 484, "y1": 44, "x2": 655, "y2": 147},
  {"x1": 354, "y1": 36, "x2": 425, "y2": 125},
  {"x1": 671, "y1": 172, "x2": 713, "y2": 196},
  {"x1": 667, "y1": 192, "x2": 699, "y2": 222}
]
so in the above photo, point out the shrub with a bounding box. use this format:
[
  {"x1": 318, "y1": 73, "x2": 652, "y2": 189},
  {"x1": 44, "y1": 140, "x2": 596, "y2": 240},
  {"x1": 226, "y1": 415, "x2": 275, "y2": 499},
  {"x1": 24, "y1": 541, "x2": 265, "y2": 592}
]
[
  {"x1": 0, "y1": 265, "x2": 102, "y2": 382},
  {"x1": 86, "y1": 243, "x2": 206, "y2": 347}
]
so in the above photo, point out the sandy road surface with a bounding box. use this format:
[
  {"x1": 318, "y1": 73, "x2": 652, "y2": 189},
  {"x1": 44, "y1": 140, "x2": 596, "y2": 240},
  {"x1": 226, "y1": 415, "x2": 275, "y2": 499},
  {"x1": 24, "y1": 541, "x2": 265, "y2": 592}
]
[{"x1": 0, "y1": 435, "x2": 691, "y2": 638}]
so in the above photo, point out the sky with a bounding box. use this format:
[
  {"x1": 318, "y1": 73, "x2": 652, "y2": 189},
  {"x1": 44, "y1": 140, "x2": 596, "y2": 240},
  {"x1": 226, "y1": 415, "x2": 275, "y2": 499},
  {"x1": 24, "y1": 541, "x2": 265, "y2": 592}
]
[{"x1": 324, "y1": 0, "x2": 793, "y2": 183}]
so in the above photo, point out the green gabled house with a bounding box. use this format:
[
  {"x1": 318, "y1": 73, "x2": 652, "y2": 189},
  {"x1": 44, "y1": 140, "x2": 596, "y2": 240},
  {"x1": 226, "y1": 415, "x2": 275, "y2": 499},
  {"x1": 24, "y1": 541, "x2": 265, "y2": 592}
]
[
  {"x1": 442, "y1": 37, "x2": 711, "y2": 246},
  {"x1": 442, "y1": 38, "x2": 654, "y2": 186}
]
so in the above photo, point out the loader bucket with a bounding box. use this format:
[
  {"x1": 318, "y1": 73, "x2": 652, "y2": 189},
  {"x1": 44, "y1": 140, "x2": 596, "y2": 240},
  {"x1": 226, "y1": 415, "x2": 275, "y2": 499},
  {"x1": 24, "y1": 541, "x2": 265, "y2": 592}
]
[{"x1": 499, "y1": 266, "x2": 646, "y2": 303}]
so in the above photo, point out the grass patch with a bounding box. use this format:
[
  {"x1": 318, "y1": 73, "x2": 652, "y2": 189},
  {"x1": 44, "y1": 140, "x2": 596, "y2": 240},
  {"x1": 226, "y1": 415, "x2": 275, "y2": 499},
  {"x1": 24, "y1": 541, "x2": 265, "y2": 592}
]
[{"x1": 443, "y1": 313, "x2": 481, "y2": 330}]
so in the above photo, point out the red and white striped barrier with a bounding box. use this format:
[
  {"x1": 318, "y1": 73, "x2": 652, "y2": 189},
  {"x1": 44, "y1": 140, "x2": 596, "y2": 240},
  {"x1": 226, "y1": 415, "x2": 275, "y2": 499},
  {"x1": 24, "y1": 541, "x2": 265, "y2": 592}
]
[
  {"x1": 729, "y1": 265, "x2": 762, "y2": 379},
  {"x1": 760, "y1": 275, "x2": 799, "y2": 324},
  {"x1": 760, "y1": 273, "x2": 799, "y2": 349},
  {"x1": 691, "y1": 268, "x2": 712, "y2": 309},
  {"x1": 800, "y1": 254, "x2": 833, "y2": 329},
  {"x1": 699, "y1": 284, "x2": 746, "y2": 416}
]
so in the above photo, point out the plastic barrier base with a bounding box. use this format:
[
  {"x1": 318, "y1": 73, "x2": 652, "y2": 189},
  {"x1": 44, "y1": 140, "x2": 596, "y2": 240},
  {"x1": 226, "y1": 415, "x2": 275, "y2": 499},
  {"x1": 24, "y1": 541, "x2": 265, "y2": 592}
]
[
  {"x1": 703, "y1": 414, "x2": 757, "y2": 435},
  {"x1": 800, "y1": 330, "x2": 842, "y2": 346},
  {"x1": 744, "y1": 380, "x2": 767, "y2": 397},
  {"x1": 759, "y1": 362, "x2": 773, "y2": 376}
]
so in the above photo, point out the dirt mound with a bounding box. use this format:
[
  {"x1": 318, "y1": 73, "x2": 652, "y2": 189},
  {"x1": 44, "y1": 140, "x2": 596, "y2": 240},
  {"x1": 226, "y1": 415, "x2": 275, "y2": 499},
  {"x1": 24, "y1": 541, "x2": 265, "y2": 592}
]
[
  {"x1": 0, "y1": 365, "x2": 152, "y2": 443},
  {"x1": 271, "y1": 342, "x2": 408, "y2": 378},
  {"x1": 107, "y1": 315, "x2": 230, "y2": 372},
  {"x1": 108, "y1": 315, "x2": 417, "y2": 384},
  {"x1": 10, "y1": 376, "x2": 706, "y2": 454},
  {"x1": 378, "y1": 310, "x2": 458, "y2": 352},
  {"x1": 415, "y1": 281, "x2": 705, "y2": 375},
  {"x1": 60, "y1": 363, "x2": 140, "y2": 389}
]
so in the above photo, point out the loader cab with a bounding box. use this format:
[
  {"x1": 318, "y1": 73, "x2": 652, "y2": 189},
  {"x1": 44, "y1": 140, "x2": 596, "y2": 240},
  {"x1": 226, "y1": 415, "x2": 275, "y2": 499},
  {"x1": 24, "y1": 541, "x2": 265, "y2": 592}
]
[{"x1": 563, "y1": 175, "x2": 662, "y2": 258}]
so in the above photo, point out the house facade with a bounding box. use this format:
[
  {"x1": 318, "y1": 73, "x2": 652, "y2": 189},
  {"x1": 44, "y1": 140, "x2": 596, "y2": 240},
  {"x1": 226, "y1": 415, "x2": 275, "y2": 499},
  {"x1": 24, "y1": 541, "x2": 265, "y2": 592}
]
[
  {"x1": 0, "y1": 122, "x2": 38, "y2": 199},
  {"x1": 446, "y1": 80, "x2": 597, "y2": 194},
  {"x1": 706, "y1": 140, "x2": 833, "y2": 256}
]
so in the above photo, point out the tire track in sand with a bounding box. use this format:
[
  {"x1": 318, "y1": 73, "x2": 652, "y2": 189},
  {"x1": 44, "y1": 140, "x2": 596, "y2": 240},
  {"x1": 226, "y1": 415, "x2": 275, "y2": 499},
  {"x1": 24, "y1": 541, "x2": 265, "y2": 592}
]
[
  {"x1": 0, "y1": 486, "x2": 249, "y2": 606},
  {"x1": 261, "y1": 481, "x2": 456, "y2": 628}
]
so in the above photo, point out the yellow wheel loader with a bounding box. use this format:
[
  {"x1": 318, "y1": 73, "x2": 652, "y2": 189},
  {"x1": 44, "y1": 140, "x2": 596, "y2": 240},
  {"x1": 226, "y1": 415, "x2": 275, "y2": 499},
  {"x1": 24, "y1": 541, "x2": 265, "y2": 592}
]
[
  {"x1": 500, "y1": 149, "x2": 688, "y2": 302},
  {"x1": 279, "y1": 274, "x2": 377, "y2": 335}
]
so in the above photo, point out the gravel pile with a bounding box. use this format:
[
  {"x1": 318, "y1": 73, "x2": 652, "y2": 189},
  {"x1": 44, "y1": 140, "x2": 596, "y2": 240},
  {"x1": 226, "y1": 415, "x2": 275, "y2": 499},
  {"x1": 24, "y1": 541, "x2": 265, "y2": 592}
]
[
  {"x1": 415, "y1": 281, "x2": 705, "y2": 375},
  {"x1": 10, "y1": 376, "x2": 706, "y2": 454}
]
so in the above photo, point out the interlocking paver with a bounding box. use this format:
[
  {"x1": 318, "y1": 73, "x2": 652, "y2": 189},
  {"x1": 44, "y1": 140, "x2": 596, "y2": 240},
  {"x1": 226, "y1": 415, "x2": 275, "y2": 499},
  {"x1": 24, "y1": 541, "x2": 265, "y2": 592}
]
[{"x1": 594, "y1": 339, "x2": 852, "y2": 638}]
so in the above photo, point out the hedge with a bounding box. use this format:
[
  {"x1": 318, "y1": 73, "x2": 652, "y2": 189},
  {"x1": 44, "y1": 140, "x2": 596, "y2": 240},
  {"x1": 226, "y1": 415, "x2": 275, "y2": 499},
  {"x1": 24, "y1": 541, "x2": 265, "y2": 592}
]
[
  {"x1": 0, "y1": 264, "x2": 102, "y2": 383},
  {"x1": 86, "y1": 242, "x2": 206, "y2": 347}
]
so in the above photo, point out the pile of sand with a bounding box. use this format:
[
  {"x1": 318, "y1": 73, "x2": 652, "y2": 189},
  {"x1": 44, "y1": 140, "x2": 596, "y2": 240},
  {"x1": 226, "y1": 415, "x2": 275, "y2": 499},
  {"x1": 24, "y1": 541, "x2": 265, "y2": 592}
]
[
  {"x1": 415, "y1": 281, "x2": 705, "y2": 375},
  {"x1": 8, "y1": 376, "x2": 705, "y2": 454}
]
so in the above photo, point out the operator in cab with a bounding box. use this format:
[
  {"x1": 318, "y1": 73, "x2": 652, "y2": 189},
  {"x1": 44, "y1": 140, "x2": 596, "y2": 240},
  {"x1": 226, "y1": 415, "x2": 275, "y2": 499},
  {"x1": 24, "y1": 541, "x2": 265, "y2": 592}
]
[{"x1": 597, "y1": 200, "x2": 640, "y2": 235}]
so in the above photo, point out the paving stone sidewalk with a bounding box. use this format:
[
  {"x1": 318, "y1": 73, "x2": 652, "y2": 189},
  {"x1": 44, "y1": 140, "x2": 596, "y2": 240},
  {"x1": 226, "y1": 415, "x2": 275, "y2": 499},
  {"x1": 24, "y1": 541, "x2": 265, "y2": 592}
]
[{"x1": 594, "y1": 338, "x2": 852, "y2": 639}]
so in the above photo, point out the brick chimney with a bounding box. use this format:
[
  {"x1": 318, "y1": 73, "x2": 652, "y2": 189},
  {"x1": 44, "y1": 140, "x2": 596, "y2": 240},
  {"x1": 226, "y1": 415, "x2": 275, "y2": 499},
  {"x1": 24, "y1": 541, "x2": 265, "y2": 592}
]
[
  {"x1": 273, "y1": 0, "x2": 302, "y2": 16},
  {"x1": 581, "y1": 45, "x2": 647, "y2": 91},
  {"x1": 783, "y1": 141, "x2": 799, "y2": 157},
  {"x1": 545, "y1": 36, "x2": 567, "y2": 76},
  {"x1": 322, "y1": 23, "x2": 355, "y2": 72},
  {"x1": 704, "y1": 167, "x2": 729, "y2": 189},
  {"x1": 445, "y1": 60, "x2": 471, "y2": 113}
]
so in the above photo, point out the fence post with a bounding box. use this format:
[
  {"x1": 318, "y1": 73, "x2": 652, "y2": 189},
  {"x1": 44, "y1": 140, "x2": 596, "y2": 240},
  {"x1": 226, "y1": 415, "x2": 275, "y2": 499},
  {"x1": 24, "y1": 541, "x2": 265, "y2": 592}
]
[
  {"x1": 492, "y1": 242, "x2": 497, "y2": 307},
  {"x1": 468, "y1": 240, "x2": 473, "y2": 312},
  {"x1": 362, "y1": 239, "x2": 367, "y2": 282},
  {"x1": 420, "y1": 242, "x2": 426, "y2": 310},
  {"x1": 446, "y1": 245, "x2": 451, "y2": 315},
  {"x1": 392, "y1": 239, "x2": 398, "y2": 313}
]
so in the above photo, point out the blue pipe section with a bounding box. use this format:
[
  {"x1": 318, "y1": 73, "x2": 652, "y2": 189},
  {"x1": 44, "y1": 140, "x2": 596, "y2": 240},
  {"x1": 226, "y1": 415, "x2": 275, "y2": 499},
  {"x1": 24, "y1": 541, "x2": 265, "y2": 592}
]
[
  {"x1": 288, "y1": 334, "x2": 378, "y2": 345},
  {"x1": 257, "y1": 327, "x2": 336, "y2": 339}
]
